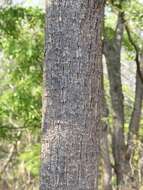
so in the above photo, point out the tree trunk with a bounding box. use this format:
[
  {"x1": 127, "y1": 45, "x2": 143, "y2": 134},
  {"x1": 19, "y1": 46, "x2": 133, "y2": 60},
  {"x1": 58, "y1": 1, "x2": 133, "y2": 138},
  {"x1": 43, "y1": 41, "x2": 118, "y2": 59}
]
[
  {"x1": 126, "y1": 57, "x2": 143, "y2": 189},
  {"x1": 104, "y1": 12, "x2": 126, "y2": 187},
  {"x1": 128, "y1": 60, "x2": 143, "y2": 140},
  {"x1": 104, "y1": 10, "x2": 143, "y2": 189},
  {"x1": 40, "y1": 0, "x2": 105, "y2": 190}
]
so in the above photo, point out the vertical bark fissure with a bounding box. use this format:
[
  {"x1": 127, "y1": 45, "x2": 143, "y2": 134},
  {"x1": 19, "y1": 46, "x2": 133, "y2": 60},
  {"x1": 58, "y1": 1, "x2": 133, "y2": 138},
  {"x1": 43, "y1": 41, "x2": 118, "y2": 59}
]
[{"x1": 41, "y1": 0, "x2": 105, "y2": 189}]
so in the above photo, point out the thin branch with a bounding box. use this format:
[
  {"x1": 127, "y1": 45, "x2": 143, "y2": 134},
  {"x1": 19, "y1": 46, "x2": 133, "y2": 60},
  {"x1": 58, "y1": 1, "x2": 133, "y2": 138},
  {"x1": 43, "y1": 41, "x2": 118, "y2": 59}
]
[
  {"x1": 125, "y1": 24, "x2": 143, "y2": 84},
  {"x1": 0, "y1": 144, "x2": 16, "y2": 177},
  {"x1": 108, "y1": 0, "x2": 143, "y2": 83},
  {"x1": 0, "y1": 125, "x2": 40, "y2": 130}
]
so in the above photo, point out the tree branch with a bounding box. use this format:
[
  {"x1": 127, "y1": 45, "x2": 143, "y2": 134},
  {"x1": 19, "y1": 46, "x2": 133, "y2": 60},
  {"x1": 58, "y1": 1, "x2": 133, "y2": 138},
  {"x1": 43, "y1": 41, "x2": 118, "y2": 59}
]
[
  {"x1": 0, "y1": 144, "x2": 16, "y2": 177},
  {"x1": 125, "y1": 24, "x2": 143, "y2": 84}
]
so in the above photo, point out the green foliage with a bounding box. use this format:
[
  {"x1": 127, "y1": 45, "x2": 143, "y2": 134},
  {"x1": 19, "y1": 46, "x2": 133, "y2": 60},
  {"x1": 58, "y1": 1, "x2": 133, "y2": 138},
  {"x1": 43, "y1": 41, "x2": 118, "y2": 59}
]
[
  {"x1": 0, "y1": 6, "x2": 44, "y2": 187},
  {"x1": 19, "y1": 144, "x2": 40, "y2": 176},
  {"x1": 0, "y1": 7, "x2": 44, "y2": 139},
  {"x1": 104, "y1": 6, "x2": 117, "y2": 40},
  {"x1": 125, "y1": 0, "x2": 143, "y2": 28}
]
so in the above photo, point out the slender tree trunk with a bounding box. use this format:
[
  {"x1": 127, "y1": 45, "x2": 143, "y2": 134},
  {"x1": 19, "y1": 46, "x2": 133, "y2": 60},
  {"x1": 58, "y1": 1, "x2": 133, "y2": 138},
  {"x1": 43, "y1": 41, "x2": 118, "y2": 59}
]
[
  {"x1": 104, "y1": 12, "x2": 127, "y2": 187},
  {"x1": 104, "y1": 10, "x2": 143, "y2": 189},
  {"x1": 126, "y1": 57, "x2": 143, "y2": 189},
  {"x1": 40, "y1": 0, "x2": 105, "y2": 189},
  {"x1": 128, "y1": 57, "x2": 143, "y2": 140}
]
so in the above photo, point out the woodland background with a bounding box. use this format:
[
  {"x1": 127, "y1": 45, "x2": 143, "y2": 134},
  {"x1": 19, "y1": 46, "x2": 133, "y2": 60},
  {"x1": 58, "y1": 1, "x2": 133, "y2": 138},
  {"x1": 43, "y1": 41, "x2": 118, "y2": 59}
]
[{"x1": 0, "y1": 0, "x2": 143, "y2": 189}]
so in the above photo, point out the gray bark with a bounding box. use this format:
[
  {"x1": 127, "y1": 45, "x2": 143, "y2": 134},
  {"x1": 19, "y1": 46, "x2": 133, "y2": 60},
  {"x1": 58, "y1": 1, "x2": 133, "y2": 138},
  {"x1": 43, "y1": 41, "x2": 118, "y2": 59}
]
[
  {"x1": 104, "y1": 11, "x2": 143, "y2": 189},
  {"x1": 104, "y1": 12, "x2": 126, "y2": 186},
  {"x1": 40, "y1": 0, "x2": 105, "y2": 190},
  {"x1": 128, "y1": 54, "x2": 143, "y2": 143},
  {"x1": 127, "y1": 56, "x2": 143, "y2": 182},
  {"x1": 128, "y1": 72, "x2": 143, "y2": 138}
]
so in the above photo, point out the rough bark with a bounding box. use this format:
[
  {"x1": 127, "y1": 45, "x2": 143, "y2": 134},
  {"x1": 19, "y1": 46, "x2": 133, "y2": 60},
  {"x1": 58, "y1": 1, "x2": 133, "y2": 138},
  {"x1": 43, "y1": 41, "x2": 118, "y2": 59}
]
[{"x1": 40, "y1": 0, "x2": 105, "y2": 190}]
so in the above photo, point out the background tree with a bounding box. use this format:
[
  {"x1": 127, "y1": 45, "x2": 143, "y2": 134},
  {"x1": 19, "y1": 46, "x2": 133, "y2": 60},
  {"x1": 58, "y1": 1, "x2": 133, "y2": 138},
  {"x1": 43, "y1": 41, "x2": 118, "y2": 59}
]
[{"x1": 103, "y1": 0, "x2": 143, "y2": 189}]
